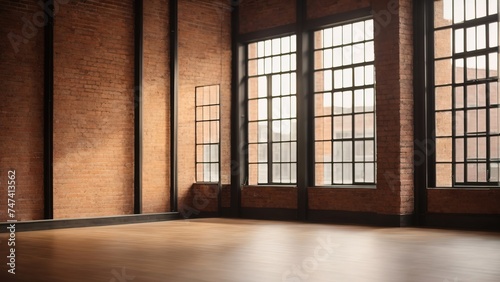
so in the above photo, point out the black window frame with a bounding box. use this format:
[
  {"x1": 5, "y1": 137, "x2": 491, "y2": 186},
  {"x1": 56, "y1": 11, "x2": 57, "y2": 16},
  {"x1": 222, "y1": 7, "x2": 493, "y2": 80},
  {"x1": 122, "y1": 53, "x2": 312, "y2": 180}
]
[
  {"x1": 195, "y1": 84, "x2": 221, "y2": 184},
  {"x1": 430, "y1": 0, "x2": 500, "y2": 188},
  {"x1": 246, "y1": 34, "x2": 298, "y2": 185},
  {"x1": 312, "y1": 16, "x2": 377, "y2": 186}
]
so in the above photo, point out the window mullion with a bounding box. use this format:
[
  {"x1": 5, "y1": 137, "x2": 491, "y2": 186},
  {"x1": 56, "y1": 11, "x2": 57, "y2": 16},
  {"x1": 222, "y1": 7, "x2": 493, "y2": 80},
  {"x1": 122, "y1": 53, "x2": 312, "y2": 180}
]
[{"x1": 267, "y1": 74, "x2": 273, "y2": 184}]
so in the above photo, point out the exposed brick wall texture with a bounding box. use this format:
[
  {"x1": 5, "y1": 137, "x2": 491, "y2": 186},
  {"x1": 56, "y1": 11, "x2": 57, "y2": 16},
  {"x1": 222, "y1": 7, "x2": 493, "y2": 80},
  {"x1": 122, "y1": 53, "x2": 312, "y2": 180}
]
[
  {"x1": 239, "y1": 0, "x2": 296, "y2": 34},
  {"x1": 177, "y1": 0, "x2": 232, "y2": 208},
  {"x1": 428, "y1": 190, "x2": 500, "y2": 214},
  {"x1": 241, "y1": 186, "x2": 297, "y2": 209},
  {"x1": 53, "y1": 0, "x2": 135, "y2": 218},
  {"x1": 307, "y1": 0, "x2": 370, "y2": 19},
  {"x1": 0, "y1": 0, "x2": 45, "y2": 221},
  {"x1": 180, "y1": 184, "x2": 219, "y2": 217},
  {"x1": 143, "y1": 0, "x2": 171, "y2": 213}
]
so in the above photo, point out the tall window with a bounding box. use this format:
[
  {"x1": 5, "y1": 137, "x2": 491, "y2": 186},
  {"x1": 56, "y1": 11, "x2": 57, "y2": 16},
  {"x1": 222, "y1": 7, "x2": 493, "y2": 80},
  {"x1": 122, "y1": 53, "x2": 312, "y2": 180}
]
[
  {"x1": 247, "y1": 35, "x2": 297, "y2": 185},
  {"x1": 195, "y1": 85, "x2": 220, "y2": 183},
  {"x1": 313, "y1": 19, "x2": 376, "y2": 186},
  {"x1": 433, "y1": 0, "x2": 499, "y2": 186}
]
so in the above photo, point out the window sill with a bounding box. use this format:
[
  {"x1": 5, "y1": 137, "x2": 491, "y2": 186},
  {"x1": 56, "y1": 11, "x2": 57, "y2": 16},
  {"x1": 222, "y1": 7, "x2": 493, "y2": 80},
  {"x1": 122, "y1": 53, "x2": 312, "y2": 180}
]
[
  {"x1": 430, "y1": 186, "x2": 500, "y2": 190},
  {"x1": 311, "y1": 185, "x2": 377, "y2": 189},
  {"x1": 242, "y1": 185, "x2": 297, "y2": 189}
]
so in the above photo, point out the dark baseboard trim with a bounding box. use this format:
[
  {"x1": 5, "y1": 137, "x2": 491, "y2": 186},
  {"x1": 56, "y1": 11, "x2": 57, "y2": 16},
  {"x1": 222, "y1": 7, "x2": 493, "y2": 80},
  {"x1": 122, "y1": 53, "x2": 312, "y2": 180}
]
[
  {"x1": 0, "y1": 212, "x2": 180, "y2": 233},
  {"x1": 240, "y1": 208, "x2": 298, "y2": 221},
  {"x1": 219, "y1": 207, "x2": 233, "y2": 217},
  {"x1": 423, "y1": 213, "x2": 500, "y2": 231},
  {"x1": 308, "y1": 210, "x2": 414, "y2": 227}
]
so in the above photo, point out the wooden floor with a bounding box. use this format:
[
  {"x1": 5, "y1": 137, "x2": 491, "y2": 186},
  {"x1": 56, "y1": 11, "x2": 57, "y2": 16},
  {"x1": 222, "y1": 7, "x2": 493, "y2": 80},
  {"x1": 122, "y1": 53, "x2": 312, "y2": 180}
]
[{"x1": 1, "y1": 218, "x2": 499, "y2": 282}]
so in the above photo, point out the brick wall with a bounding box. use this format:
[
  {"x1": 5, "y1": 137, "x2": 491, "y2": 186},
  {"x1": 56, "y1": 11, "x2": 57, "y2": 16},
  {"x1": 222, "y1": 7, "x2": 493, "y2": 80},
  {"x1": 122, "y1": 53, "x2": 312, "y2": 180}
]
[
  {"x1": 241, "y1": 186, "x2": 297, "y2": 209},
  {"x1": 143, "y1": 0, "x2": 171, "y2": 213},
  {"x1": 53, "y1": 0, "x2": 135, "y2": 218},
  {"x1": 0, "y1": 0, "x2": 45, "y2": 221},
  {"x1": 182, "y1": 183, "x2": 219, "y2": 217},
  {"x1": 308, "y1": 188, "x2": 376, "y2": 212},
  {"x1": 307, "y1": 0, "x2": 370, "y2": 19},
  {"x1": 239, "y1": 0, "x2": 296, "y2": 34},
  {"x1": 428, "y1": 189, "x2": 500, "y2": 214},
  {"x1": 239, "y1": 0, "x2": 415, "y2": 217},
  {"x1": 177, "y1": 0, "x2": 232, "y2": 211}
]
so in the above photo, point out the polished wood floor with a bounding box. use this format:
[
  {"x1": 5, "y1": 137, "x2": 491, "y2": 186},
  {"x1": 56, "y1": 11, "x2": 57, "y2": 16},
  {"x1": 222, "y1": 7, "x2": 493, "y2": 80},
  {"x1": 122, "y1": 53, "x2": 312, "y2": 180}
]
[{"x1": 0, "y1": 218, "x2": 499, "y2": 281}]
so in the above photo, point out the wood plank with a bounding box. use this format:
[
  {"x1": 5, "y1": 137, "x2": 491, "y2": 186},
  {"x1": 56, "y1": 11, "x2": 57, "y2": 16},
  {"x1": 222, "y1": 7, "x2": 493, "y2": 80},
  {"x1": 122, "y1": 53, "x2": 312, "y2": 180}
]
[{"x1": 0, "y1": 218, "x2": 499, "y2": 281}]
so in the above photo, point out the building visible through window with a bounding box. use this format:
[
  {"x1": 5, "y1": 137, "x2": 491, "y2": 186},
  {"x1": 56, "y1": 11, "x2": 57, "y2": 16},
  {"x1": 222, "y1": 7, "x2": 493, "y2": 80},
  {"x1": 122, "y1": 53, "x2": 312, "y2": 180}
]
[
  {"x1": 313, "y1": 18, "x2": 376, "y2": 186},
  {"x1": 433, "y1": 0, "x2": 499, "y2": 186},
  {"x1": 247, "y1": 35, "x2": 297, "y2": 185},
  {"x1": 195, "y1": 85, "x2": 220, "y2": 183}
]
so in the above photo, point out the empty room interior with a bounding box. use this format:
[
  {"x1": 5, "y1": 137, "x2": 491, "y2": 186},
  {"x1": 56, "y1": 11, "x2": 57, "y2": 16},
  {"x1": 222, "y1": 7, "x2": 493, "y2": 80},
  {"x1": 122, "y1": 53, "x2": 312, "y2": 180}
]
[{"x1": 1, "y1": 0, "x2": 500, "y2": 281}]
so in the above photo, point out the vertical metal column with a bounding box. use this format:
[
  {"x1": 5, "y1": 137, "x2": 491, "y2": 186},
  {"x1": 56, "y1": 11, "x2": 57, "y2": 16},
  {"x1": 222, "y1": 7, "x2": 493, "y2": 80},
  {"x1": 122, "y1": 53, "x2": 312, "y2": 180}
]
[
  {"x1": 170, "y1": 0, "x2": 179, "y2": 212},
  {"x1": 134, "y1": 0, "x2": 144, "y2": 214},
  {"x1": 44, "y1": 0, "x2": 55, "y2": 220},
  {"x1": 230, "y1": 5, "x2": 244, "y2": 217},
  {"x1": 296, "y1": 0, "x2": 312, "y2": 221}
]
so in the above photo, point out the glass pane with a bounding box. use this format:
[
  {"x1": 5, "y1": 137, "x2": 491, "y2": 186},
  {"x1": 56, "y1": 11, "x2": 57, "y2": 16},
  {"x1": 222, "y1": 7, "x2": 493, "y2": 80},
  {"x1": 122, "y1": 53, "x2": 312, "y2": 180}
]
[
  {"x1": 333, "y1": 141, "x2": 342, "y2": 162},
  {"x1": 435, "y1": 0, "x2": 453, "y2": 28},
  {"x1": 365, "y1": 88, "x2": 375, "y2": 112},
  {"x1": 324, "y1": 48, "x2": 333, "y2": 68},
  {"x1": 435, "y1": 86, "x2": 452, "y2": 110},
  {"x1": 291, "y1": 142, "x2": 297, "y2": 162},
  {"x1": 436, "y1": 163, "x2": 453, "y2": 187},
  {"x1": 281, "y1": 163, "x2": 291, "y2": 183},
  {"x1": 249, "y1": 164, "x2": 257, "y2": 185},
  {"x1": 467, "y1": 163, "x2": 478, "y2": 182},
  {"x1": 343, "y1": 116, "x2": 352, "y2": 138},
  {"x1": 365, "y1": 141, "x2": 375, "y2": 162},
  {"x1": 333, "y1": 164, "x2": 343, "y2": 184},
  {"x1": 211, "y1": 145, "x2": 219, "y2": 162},
  {"x1": 435, "y1": 59, "x2": 452, "y2": 85},
  {"x1": 435, "y1": 28, "x2": 452, "y2": 58},
  {"x1": 258, "y1": 164, "x2": 268, "y2": 184},
  {"x1": 456, "y1": 163, "x2": 465, "y2": 183},
  {"x1": 355, "y1": 141, "x2": 364, "y2": 161},
  {"x1": 291, "y1": 163, "x2": 297, "y2": 183},
  {"x1": 315, "y1": 93, "x2": 332, "y2": 116},
  {"x1": 272, "y1": 163, "x2": 281, "y2": 182},
  {"x1": 281, "y1": 120, "x2": 291, "y2": 141},
  {"x1": 343, "y1": 141, "x2": 352, "y2": 162},
  {"x1": 436, "y1": 138, "x2": 452, "y2": 162},
  {"x1": 455, "y1": 138, "x2": 465, "y2": 162},
  {"x1": 343, "y1": 163, "x2": 353, "y2": 184},
  {"x1": 258, "y1": 144, "x2": 268, "y2": 162},
  {"x1": 365, "y1": 41, "x2": 374, "y2": 62},
  {"x1": 454, "y1": 0, "x2": 465, "y2": 24},
  {"x1": 354, "y1": 114, "x2": 364, "y2": 137},
  {"x1": 211, "y1": 164, "x2": 219, "y2": 182},
  {"x1": 272, "y1": 143, "x2": 280, "y2": 162},
  {"x1": 248, "y1": 144, "x2": 257, "y2": 163},
  {"x1": 354, "y1": 90, "x2": 364, "y2": 112},
  {"x1": 355, "y1": 163, "x2": 364, "y2": 182},
  {"x1": 436, "y1": 111, "x2": 452, "y2": 136},
  {"x1": 365, "y1": 163, "x2": 375, "y2": 183},
  {"x1": 315, "y1": 117, "x2": 332, "y2": 141},
  {"x1": 281, "y1": 143, "x2": 291, "y2": 162}
]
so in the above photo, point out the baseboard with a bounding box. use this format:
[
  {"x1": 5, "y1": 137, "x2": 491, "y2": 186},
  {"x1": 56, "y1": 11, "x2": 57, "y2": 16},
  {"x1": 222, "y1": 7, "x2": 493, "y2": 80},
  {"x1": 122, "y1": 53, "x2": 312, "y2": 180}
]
[
  {"x1": 180, "y1": 211, "x2": 219, "y2": 219},
  {"x1": 308, "y1": 210, "x2": 414, "y2": 227},
  {"x1": 0, "y1": 212, "x2": 180, "y2": 232},
  {"x1": 423, "y1": 213, "x2": 500, "y2": 231}
]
